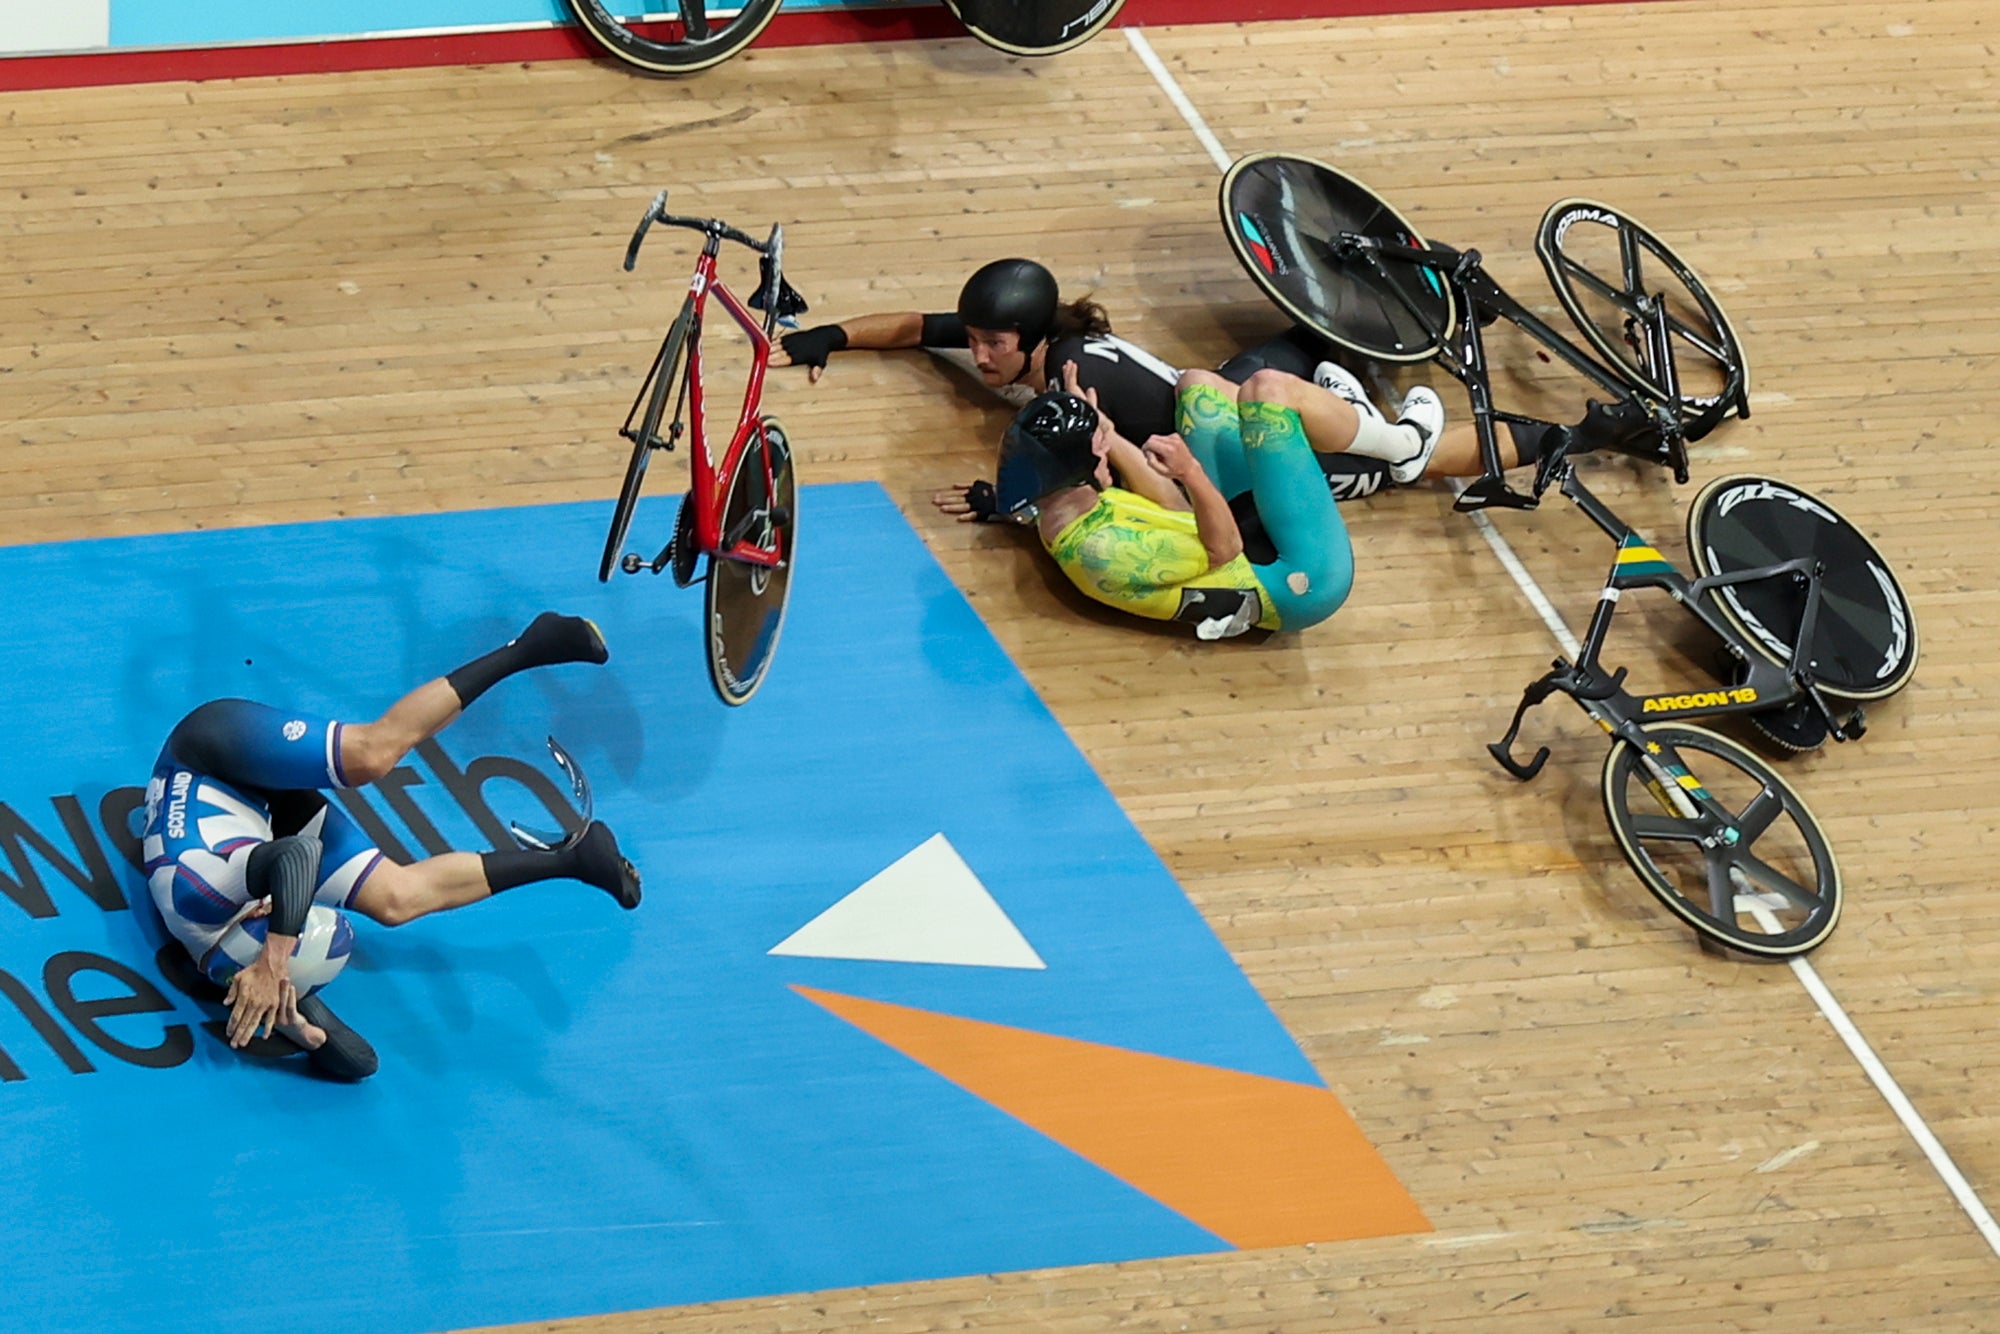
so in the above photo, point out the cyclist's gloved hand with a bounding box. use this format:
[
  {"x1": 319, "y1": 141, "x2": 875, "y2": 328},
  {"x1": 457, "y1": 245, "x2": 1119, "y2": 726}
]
[
  {"x1": 932, "y1": 479, "x2": 1015, "y2": 525},
  {"x1": 778, "y1": 324, "x2": 848, "y2": 372}
]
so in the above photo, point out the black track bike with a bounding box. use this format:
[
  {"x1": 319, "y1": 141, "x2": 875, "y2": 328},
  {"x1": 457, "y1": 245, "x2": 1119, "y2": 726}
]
[
  {"x1": 598, "y1": 190, "x2": 803, "y2": 706},
  {"x1": 1221, "y1": 153, "x2": 1918, "y2": 956}
]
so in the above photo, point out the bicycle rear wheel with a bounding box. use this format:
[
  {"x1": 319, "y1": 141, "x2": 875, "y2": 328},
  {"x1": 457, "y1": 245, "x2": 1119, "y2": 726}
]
[
  {"x1": 705, "y1": 417, "x2": 796, "y2": 706},
  {"x1": 946, "y1": 0, "x2": 1127, "y2": 55},
  {"x1": 1689, "y1": 475, "x2": 1917, "y2": 702},
  {"x1": 1535, "y1": 199, "x2": 1748, "y2": 430},
  {"x1": 1602, "y1": 723, "x2": 1841, "y2": 957},
  {"x1": 1220, "y1": 151, "x2": 1455, "y2": 364},
  {"x1": 599, "y1": 298, "x2": 696, "y2": 583},
  {"x1": 563, "y1": 0, "x2": 784, "y2": 75}
]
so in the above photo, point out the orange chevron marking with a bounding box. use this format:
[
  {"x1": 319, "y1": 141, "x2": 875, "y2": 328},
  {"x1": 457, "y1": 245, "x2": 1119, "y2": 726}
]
[{"x1": 793, "y1": 985, "x2": 1429, "y2": 1249}]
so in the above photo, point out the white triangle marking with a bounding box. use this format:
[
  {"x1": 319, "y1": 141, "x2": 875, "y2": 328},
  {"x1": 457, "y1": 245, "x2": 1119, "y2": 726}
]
[{"x1": 769, "y1": 833, "x2": 1046, "y2": 970}]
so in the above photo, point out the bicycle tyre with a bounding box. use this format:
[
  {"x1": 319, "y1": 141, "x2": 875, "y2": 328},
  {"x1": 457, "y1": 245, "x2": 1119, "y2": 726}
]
[
  {"x1": 1601, "y1": 723, "x2": 1841, "y2": 957},
  {"x1": 947, "y1": 0, "x2": 1127, "y2": 55},
  {"x1": 598, "y1": 298, "x2": 695, "y2": 583},
  {"x1": 705, "y1": 416, "x2": 796, "y2": 706},
  {"x1": 1688, "y1": 474, "x2": 1918, "y2": 702},
  {"x1": 1535, "y1": 199, "x2": 1748, "y2": 427},
  {"x1": 563, "y1": 0, "x2": 784, "y2": 76},
  {"x1": 1220, "y1": 151, "x2": 1455, "y2": 364}
]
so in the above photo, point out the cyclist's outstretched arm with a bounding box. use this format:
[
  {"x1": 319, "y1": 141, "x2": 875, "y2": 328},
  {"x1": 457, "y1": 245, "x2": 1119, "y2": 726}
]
[{"x1": 776, "y1": 311, "x2": 932, "y2": 379}]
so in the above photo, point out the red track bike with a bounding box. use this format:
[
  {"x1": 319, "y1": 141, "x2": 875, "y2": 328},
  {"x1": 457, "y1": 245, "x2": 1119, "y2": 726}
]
[{"x1": 598, "y1": 189, "x2": 802, "y2": 706}]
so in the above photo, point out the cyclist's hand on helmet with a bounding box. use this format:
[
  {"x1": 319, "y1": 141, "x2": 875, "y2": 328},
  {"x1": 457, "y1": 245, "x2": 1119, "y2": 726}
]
[
  {"x1": 932, "y1": 480, "x2": 1002, "y2": 524},
  {"x1": 776, "y1": 324, "x2": 848, "y2": 382}
]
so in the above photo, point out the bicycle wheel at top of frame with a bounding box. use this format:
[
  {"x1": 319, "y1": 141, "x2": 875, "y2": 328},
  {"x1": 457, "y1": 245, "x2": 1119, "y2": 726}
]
[
  {"x1": 944, "y1": 0, "x2": 1127, "y2": 55},
  {"x1": 1219, "y1": 152, "x2": 1456, "y2": 365},
  {"x1": 599, "y1": 299, "x2": 696, "y2": 583},
  {"x1": 563, "y1": 0, "x2": 784, "y2": 76},
  {"x1": 1535, "y1": 199, "x2": 1748, "y2": 424},
  {"x1": 1601, "y1": 723, "x2": 1841, "y2": 957},
  {"x1": 1688, "y1": 474, "x2": 1918, "y2": 702},
  {"x1": 705, "y1": 416, "x2": 796, "y2": 706}
]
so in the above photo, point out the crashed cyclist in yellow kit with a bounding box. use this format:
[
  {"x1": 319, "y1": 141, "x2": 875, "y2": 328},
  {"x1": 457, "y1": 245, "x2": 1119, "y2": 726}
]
[{"x1": 999, "y1": 377, "x2": 1356, "y2": 639}]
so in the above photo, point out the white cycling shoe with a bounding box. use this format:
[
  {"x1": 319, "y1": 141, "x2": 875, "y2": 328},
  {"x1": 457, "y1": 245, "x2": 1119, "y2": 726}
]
[{"x1": 1390, "y1": 385, "x2": 1446, "y2": 484}]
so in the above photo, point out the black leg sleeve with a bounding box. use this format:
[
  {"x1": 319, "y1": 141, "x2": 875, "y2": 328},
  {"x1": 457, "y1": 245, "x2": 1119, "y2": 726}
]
[{"x1": 245, "y1": 835, "x2": 324, "y2": 937}]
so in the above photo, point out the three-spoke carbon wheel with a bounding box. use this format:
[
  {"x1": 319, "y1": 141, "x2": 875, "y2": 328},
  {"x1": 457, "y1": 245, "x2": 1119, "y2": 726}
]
[
  {"x1": 705, "y1": 417, "x2": 796, "y2": 706},
  {"x1": 1536, "y1": 199, "x2": 1748, "y2": 430},
  {"x1": 564, "y1": 0, "x2": 785, "y2": 75},
  {"x1": 1602, "y1": 723, "x2": 1840, "y2": 957}
]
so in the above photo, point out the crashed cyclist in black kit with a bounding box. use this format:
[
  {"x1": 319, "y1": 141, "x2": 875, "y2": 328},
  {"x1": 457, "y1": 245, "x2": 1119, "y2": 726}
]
[{"x1": 778, "y1": 258, "x2": 1664, "y2": 536}]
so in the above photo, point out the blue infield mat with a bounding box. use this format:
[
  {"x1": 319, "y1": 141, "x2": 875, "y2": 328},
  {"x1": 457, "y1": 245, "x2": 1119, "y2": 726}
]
[{"x1": 0, "y1": 484, "x2": 1421, "y2": 1334}]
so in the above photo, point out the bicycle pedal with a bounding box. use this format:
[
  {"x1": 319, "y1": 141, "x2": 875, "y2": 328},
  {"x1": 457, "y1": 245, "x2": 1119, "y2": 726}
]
[{"x1": 620, "y1": 553, "x2": 643, "y2": 575}]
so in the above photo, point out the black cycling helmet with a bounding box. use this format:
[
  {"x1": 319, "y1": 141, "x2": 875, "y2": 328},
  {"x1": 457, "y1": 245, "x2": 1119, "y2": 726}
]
[
  {"x1": 996, "y1": 391, "x2": 1101, "y2": 518},
  {"x1": 957, "y1": 258, "x2": 1060, "y2": 355}
]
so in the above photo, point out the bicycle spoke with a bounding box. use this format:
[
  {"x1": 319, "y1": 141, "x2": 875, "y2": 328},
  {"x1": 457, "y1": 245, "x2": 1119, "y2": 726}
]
[
  {"x1": 1734, "y1": 786, "x2": 1785, "y2": 842},
  {"x1": 1557, "y1": 254, "x2": 1644, "y2": 317},
  {"x1": 1729, "y1": 852, "x2": 1825, "y2": 913},
  {"x1": 1619, "y1": 225, "x2": 1647, "y2": 297},
  {"x1": 1704, "y1": 855, "x2": 1738, "y2": 920},
  {"x1": 1626, "y1": 812, "x2": 1707, "y2": 843},
  {"x1": 678, "y1": 0, "x2": 710, "y2": 39}
]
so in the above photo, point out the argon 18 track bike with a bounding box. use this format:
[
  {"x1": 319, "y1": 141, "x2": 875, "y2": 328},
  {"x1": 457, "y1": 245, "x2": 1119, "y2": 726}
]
[
  {"x1": 1221, "y1": 152, "x2": 1918, "y2": 956},
  {"x1": 562, "y1": 0, "x2": 1127, "y2": 76},
  {"x1": 598, "y1": 189, "x2": 804, "y2": 706}
]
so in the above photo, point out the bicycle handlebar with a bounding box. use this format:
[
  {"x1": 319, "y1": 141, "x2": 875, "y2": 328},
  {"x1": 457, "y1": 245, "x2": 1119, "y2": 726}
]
[{"x1": 624, "y1": 188, "x2": 770, "y2": 272}]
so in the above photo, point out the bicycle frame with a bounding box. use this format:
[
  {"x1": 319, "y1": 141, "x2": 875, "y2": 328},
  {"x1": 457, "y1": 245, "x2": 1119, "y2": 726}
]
[
  {"x1": 1331, "y1": 233, "x2": 1716, "y2": 509},
  {"x1": 678, "y1": 248, "x2": 781, "y2": 569},
  {"x1": 1488, "y1": 463, "x2": 1865, "y2": 783},
  {"x1": 619, "y1": 191, "x2": 797, "y2": 572}
]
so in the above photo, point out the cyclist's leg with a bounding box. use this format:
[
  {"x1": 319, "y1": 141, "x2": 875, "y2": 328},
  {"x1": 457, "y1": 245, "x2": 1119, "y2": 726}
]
[
  {"x1": 1237, "y1": 395, "x2": 1354, "y2": 629},
  {"x1": 340, "y1": 612, "x2": 609, "y2": 785},
  {"x1": 350, "y1": 821, "x2": 640, "y2": 925},
  {"x1": 1216, "y1": 324, "x2": 1327, "y2": 383},
  {"x1": 1173, "y1": 372, "x2": 1253, "y2": 499}
]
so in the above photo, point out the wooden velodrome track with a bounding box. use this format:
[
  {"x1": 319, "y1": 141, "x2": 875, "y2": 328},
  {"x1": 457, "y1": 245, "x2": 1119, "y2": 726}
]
[{"x1": 5, "y1": 0, "x2": 1997, "y2": 1326}]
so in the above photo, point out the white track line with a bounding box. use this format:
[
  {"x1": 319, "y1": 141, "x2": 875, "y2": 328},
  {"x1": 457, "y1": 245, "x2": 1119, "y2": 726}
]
[
  {"x1": 1127, "y1": 24, "x2": 2000, "y2": 1263},
  {"x1": 1124, "y1": 30, "x2": 1231, "y2": 172}
]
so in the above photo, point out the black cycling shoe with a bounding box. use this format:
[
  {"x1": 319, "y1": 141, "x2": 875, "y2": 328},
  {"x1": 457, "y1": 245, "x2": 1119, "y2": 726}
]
[
  {"x1": 297, "y1": 993, "x2": 379, "y2": 1081},
  {"x1": 1566, "y1": 398, "x2": 1668, "y2": 466},
  {"x1": 572, "y1": 821, "x2": 643, "y2": 910}
]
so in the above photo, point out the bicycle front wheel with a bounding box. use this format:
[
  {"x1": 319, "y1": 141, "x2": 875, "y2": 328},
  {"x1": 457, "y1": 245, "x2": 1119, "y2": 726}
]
[
  {"x1": 947, "y1": 0, "x2": 1127, "y2": 55},
  {"x1": 599, "y1": 298, "x2": 696, "y2": 583},
  {"x1": 564, "y1": 0, "x2": 784, "y2": 76},
  {"x1": 1602, "y1": 723, "x2": 1841, "y2": 957},
  {"x1": 705, "y1": 417, "x2": 796, "y2": 706},
  {"x1": 1535, "y1": 199, "x2": 1748, "y2": 432}
]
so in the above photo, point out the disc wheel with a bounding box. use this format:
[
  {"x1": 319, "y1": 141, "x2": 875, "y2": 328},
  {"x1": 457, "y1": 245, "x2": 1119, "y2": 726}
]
[
  {"x1": 563, "y1": 0, "x2": 784, "y2": 76},
  {"x1": 1689, "y1": 474, "x2": 1918, "y2": 702},
  {"x1": 1220, "y1": 151, "x2": 1456, "y2": 364},
  {"x1": 946, "y1": 0, "x2": 1127, "y2": 55},
  {"x1": 1535, "y1": 199, "x2": 1748, "y2": 429},
  {"x1": 705, "y1": 417, "x2": 796, "y2": 706},
  {"x1": 599, "y1": 300, "x2": 695, "y2": 583},
  {"x1": 1602, "y1": 723, "x2": 1840, "y2": 957}
]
